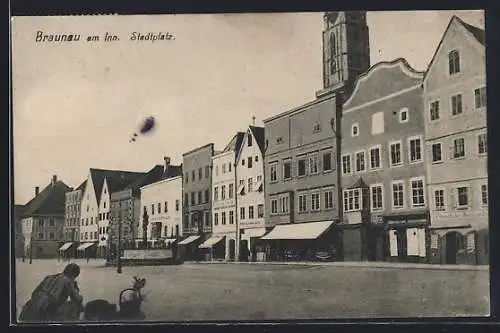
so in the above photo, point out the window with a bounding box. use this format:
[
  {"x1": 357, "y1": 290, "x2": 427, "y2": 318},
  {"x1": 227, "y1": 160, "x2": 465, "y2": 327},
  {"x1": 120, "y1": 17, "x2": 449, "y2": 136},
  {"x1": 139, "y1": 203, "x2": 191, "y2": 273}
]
[
  {"x1": 198, "y1": 168, "x2": 203, "y2": 180},
  {"x1": 432, "y1": 143, "x2": 442, "y2": 163},
  {"x1": 392, "y1": 182, "x2": 405, "y2": 209},
  {"x1": 434, "y1": 189, "x2": 445, "y2": 211},
  {"x1": 184, "y1": 194, "x2": 188, "y2": 207},
  {"x1": 229, "y1": 210, "x2": 234, "y2": 224},
  {"x1": 85, "y1": 218, "x2": 88, "y2": 226},
  {"x1": 324, "y1": 191, "x2": 333, "y2": 209},
  {"x1": 369, "y1": 146, "x2": 381, "y2": 170},
  {"x1": 185, "y1": 172, "x2": 189, "y2": 183},
  {"x1": 355, "y1": 151, "x2": 365, "y2": 172},
  {"x1": 221, "y1": 185, "x2": 226, "y2": 200},
  {"x1": 311, "y1": 192, "x2": 320, "y2": 211},
  {"x1": 215, "y1": 165, "x2": 219, "y2": 176},
  {"x1": 342, "y1": 154, "x2": 351, "y2": 174},
  {"x1": 411, "y1": 178, "x2": 425, "y2": 208},
  {"x1": 475, "y1": 87, "x2": 487, "y2": 109},
  {"x1": 240, "y1": 207, "x2": 245, "y2": 220},
  {"x1": 104, "y1": 201, "x2": 106, "y2": 209},
  {"x1": 457, "y1": 187, "x2": 469, "y2": 207},
  {"x1": 430, "y1": 101, "x2": 440, "y2": 121},
  {"x1": 399, "y1": 108, "x2": 409, "y2": 123},
  {"x1": 451, "y1": 94, "x2": 463, "y2": 116},
  {"x1": 248, "y1": 178, "x2": 253, "y2": 192},
  {"x1": 191, "y1": 170, "x2": 195, "y2": 182},
  {"x1": 270, "y1": 163, "x2": 278, "y2": 182},
  {"x1": 214, "y1": 213, "x2": 219, "y2": 226},
  {"x1": 175, "y1": 200, "x2": 179, "y2": 211},
  {"x1": 38, "y1": 219, "x2": 44, "y2": 227},
  {"x1": 221, "y1": 212, "x2": 226, "y2": 225},
  {"x1": 205, "y1": 190, "x2": 209, "y2": 203},
  {"x1": 205, "y1": 166, "x2": 210, "y2": 178},
  {"x1": 255, "y1": 155, "x2": 259, "y2": 162},
  {"x1": 49, "y1": 219, "x2": 55, "y2": 227},
  {"x1": 279, "y1": 196, "x2": 289, "y2": 213},
  {"x1": 371, "y1": 111, "x2": 384, "y2": 134},
  {"x1": 390, "y1": 141, "x2": 402, "y2": 166},
  {"x1": 298, "y1": 158, "x2": 307, "y2": 176},
  {"x1": 271, "y1": 199, "x2": 278, "y2": 214},
  {"x1": 229, "y1": 184, "x2": 234, "y2": 198},
  {"x1": 214, "y1": 187, "x2": 218, "y2": 201},
  {"x1": 191, "y1": 192, "x2": 195, "y2": 206},
  {"x1": 453, "y1": 138, "x2": 465, "y2": 158},
  {"x1": 478, "y1": 133, "x2": 487, "y2": 154},
  {"x1": 38, "y1": 232, "x2": 44, "y2": 239},
  {"x1": 371, "y1": 185, "x2": 383, "y2": 211},
  {"x1": 323, "y1": 152, "x2": 332, "y2": 171},
  {"x1": 258, "y1": 204, "x2": 264, "y2": 218},
  {"x1": 343, "y1": 189, "x2": 361, "y2": 212},
  {"x1": 448, "y1": 49, "x2": 460, "y2": 75},
  {"x1": 409, "y1": 137, "x2": 423, "y2": 163},
  {"x1": 249, "y1": 206, "x2": 254, "y2": 219},
  {"x1": 228, "y1": 163, "x2": 232, "y2": 172},
  {"x1": 91, "y1": 217, "x2": 94, "y2": 224},
  {"x1": 204, "y1": 211, "x2": 210, "y2": 226},
  {"x1": 248, "y1": 157, "x2": 253, "y2": 168},
  {"x1": 351, "y1": 123, "x2": 359, "y2": 137},
  {"x1": 298, "y1": 194, "x2": 308, "y2": 212},
  {"x1": 309, "y1": 154, "x2": 319, "y2": 174},
  {"x1": 157, "y1": 202, "x2": 161, "y2": 214},
  {"x1": 195, "y1": 191, "x2": 201, "y2": 204},
  {"x1": 222, "y1": 164, "x2": 226, "y2": 174},
  {"x1": 164, "y1": 201, "x2": 168, "y2": 213},
  {"x1": 248, "y1": 134, "x2": 253, "y2": 146},
  {"x1": 481, "y1": 185, "x2": 488, "y2": 205},
  {"x1": 283, "y1": 159, "x2": 292, "y2": 180},
  {"x1": 242, "y1": 159, "x2": 245, "y2": 166}
]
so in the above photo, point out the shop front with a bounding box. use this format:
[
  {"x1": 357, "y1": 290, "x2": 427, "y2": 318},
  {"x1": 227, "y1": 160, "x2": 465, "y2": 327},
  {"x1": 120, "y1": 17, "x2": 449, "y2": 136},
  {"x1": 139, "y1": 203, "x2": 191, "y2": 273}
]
[
  {"x1": 198, "y1": 235, "x2": 226, "y2": 261},
  {"x1": 260, "y1": 220, "x2": 337, "y2": 262},
  {"x1": 177, "y1": 234, "x2": 203, "y2": 261},
  {"x1": 240, "y1": 227, "x2": 269, "y2": 262},
  {"x1": 377, "y1": 212, "x2": 430, "y2": 263}
]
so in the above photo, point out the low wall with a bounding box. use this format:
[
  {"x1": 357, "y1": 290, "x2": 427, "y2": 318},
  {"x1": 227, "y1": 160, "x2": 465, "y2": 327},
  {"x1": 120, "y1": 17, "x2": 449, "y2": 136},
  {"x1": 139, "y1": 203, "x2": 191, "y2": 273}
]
[{"x1": 121, "y1": 249, "x2": 173, "y2": 260}]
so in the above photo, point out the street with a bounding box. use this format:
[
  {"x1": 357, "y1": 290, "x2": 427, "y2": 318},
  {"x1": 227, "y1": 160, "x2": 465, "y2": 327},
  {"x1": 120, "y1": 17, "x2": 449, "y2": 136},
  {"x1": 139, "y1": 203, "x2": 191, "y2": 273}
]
[{"x1": 15, "y1": 260, "x2": 490, "y2": 321}]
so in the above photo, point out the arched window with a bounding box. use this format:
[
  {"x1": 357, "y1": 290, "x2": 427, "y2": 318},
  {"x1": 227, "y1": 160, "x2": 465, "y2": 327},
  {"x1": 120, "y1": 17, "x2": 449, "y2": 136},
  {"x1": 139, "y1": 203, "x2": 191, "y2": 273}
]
[{"x1": 448, "y1": 49, "x2": 460, "y2": 75}]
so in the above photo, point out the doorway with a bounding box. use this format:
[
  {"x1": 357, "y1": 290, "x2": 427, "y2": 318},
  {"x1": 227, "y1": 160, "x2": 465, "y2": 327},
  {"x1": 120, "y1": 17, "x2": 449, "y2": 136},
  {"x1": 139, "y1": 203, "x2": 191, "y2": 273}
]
[
  {"x1": 445, "y1": 232, "x2": 464, "y2": 264},
  {"x1": 228, "y1": 239, "x2": 236, "y2": 261}
]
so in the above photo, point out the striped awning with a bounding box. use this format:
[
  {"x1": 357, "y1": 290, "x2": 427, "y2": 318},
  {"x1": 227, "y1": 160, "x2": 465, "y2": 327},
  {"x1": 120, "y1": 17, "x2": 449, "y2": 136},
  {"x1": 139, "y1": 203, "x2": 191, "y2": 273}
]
[
  {"x1": 77, "y1": 242, "x2": 95, "y2": 251},
  {"x1": 58, "y1": 242, "x2": 73, "y2": 252},
  {"x1": 178, "y1": 235, "x2": 200, "y2": 245}
]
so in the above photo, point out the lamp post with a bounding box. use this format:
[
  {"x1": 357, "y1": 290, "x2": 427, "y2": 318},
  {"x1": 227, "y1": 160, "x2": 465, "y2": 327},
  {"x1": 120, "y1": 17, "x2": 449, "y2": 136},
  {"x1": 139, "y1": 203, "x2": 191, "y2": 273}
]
[
  {"x1": 29, "y1": 234, "x2": 33, "y2": 264},
  {"x1": 143, "y1": 209, "x2": 149, "y2": 249},
  {"x1": 117, "y1": 216, "x2": 122, "y2": 274}
]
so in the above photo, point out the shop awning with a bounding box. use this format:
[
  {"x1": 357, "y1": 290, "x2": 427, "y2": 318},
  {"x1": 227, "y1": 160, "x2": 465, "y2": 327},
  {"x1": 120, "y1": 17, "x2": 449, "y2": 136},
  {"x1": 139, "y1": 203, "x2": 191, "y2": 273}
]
[
  {"x1": 242, "y1": 228, "x2": 267, "y2": 238},
  {"x1": 77, "y1": 242, "x2": 95, "y2": 251},
  {"x1": 261, "y1": 221, "x2": 334, "y2": 240},
  {"x1": 255, "y1": 180, "x2": 263, "y2": 192},
  {"x1": 58, "y1": 242, "x2": 73, "y2": 252},
  {"x1": 238, "y1": 183, "x2": 245, "y2": 195},
  {"x1": 199, "y1": 236, "x2": 224, "y2": 249},
  {"x1": 430, "y1": 226, "x2": 473, "y2": 236},
  {"x1": 178, "y1": 235, "x2": 200, "y2": 245}
]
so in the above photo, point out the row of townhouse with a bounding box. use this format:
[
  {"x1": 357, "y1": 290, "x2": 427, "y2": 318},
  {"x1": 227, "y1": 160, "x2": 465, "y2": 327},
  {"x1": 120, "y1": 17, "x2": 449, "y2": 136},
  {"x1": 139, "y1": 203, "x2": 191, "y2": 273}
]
[{"x1": 20, "y1": 12, "x2": 487, "y2": 266}]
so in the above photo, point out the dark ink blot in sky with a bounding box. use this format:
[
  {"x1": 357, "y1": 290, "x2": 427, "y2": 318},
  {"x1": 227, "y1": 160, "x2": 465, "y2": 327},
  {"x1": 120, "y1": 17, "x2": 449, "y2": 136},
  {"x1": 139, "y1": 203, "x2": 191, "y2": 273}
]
[{"x1": 139, "y1": 116, "x2": 156, "y2": 134}]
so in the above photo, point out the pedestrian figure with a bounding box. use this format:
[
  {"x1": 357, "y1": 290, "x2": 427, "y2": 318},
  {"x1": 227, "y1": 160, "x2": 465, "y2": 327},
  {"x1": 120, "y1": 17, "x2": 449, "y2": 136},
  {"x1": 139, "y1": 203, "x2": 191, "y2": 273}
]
[{"x1": 19, "y1": 263, "x2": 83, "y2": 322}]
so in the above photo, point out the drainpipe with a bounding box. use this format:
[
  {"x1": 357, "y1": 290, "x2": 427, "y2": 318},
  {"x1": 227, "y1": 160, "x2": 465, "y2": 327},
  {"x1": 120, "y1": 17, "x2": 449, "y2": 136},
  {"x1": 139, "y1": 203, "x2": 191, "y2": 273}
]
[{"x1": 234, "y1": 160, "x2": 240, "y2": 262}]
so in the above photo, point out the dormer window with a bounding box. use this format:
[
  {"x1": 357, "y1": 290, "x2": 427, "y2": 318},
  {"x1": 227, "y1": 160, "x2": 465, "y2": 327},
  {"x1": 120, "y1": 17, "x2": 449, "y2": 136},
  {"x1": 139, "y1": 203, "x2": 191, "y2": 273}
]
[{"x1": 448, "y1": 49, "x2": 460, "y2": 75}]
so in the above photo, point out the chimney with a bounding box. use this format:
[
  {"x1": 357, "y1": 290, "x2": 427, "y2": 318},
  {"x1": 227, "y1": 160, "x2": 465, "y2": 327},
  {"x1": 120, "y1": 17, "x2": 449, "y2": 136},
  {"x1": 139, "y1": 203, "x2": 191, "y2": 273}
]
[
  {"x1": 51, "y1": 175, "x2": 57, "y2": 186},
  {"x1": 35, "y1": 186, "x2": 40, "y2": 196},
  {"x1": 164, "y1": 156, "x2": 171, "y2": 175}
]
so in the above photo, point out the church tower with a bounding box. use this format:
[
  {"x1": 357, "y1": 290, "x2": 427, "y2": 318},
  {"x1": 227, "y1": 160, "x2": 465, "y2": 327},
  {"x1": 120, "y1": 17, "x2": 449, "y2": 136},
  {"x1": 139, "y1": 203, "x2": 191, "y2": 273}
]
[{"x1": 316, "y1": 11, "x2": 371, "y2": 98}]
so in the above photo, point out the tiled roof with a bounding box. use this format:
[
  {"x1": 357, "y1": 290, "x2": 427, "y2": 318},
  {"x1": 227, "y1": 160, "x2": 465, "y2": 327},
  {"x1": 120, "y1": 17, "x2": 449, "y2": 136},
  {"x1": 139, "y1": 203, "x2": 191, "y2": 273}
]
[
  {"x1": 222, "y1": 132, "x2": 245, "y2": 154},
  {"x1": 76, "y1": 180, "x2": 87, "y2": 191},
  {"x1": 249, "y1": 126, "x2": 266, "y2": 154},
  {"x1": 23, "y1": 181, "x2": 71, "y2": 217},
  {"x1": 456, "y1": 16, "x2": 485, "y2": 45},
  {"x1": 90, "y1": 168, "x2": 146, "y2": 203},
  {"x1": 125, "y1": 165, "x2": 164, "y2": 190}
]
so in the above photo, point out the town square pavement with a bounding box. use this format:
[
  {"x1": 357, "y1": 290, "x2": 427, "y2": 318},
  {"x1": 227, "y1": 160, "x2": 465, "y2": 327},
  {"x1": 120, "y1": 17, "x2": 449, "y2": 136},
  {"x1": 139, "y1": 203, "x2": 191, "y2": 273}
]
[{"x1": 14, "y1": 259, "x2": 490, "y2": 322}]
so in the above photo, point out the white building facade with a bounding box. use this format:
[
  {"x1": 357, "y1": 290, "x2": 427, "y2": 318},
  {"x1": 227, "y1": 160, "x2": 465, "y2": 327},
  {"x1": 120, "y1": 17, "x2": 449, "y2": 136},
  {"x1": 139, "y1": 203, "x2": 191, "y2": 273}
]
[
  {"x1": 97, "y1": 178, "x2": 111, "y2": 257},
  {"x1": 139, "y1": 175, "x2": 183, "y2": 247},
  {"x1": 79, "y1": 170, "x2": 100, "y2": 255},
  {"x1": 236, "y1": 126, "x2": 267, "y2": 260}
]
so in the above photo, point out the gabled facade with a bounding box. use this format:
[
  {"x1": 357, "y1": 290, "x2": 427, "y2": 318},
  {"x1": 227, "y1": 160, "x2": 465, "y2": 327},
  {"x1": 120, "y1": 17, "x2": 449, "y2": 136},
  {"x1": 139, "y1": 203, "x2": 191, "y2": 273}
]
[
  {"x1": 210, "y1": 132, "x2": 244, "y2": 260},
  {"x1": 62, "y1": 180, "x2": 86, "y2": 257},
  {"x1": 340, "y1": 58, "x2": 426, "y2": 262},
  {"x1": 21, "y1": 175, "x2": 71, "y2": 259},
  {"x1": 97, "y1": 178, "x2": 111, "y2": 255},
  {"x1": 423, "y1": 16, "x2": 487, "y2": 265},
  {"x1": 235, "y1": 126, "x2": 267, "y2": 260}
]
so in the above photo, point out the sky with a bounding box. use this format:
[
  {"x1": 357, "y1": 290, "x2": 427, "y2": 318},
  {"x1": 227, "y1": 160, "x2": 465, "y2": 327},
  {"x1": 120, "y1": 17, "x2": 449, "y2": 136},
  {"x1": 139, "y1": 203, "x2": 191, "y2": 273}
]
[{"x1": 11, "y1": 10, "x2": 484, "y2": 205}]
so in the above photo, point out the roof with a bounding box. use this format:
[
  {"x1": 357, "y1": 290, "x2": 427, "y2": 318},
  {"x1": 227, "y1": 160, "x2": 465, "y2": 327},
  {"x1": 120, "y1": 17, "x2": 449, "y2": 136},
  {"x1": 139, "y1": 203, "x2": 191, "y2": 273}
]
[
  {"x1": 23, "y1": 180, "x2": 71, "y2": 217},
  {"x1": 221, "y1": 132, "x2": 245, "y2": 154},
  {"x1": 348, "y1": 177, "x2": 369, "y2": 189},
  {"x1": 423, "y1": 15, "x2": 485, "y2": 81},
  {"x1": 89, "y1": 168, "x2": 146, "y2": 203},
  {"x1": 125, "y1": 165, "x2": 165, "y2": 190},
  {"x1": 76, "y1": 180, "x2": 87, "y2": 191},
  {"x1": 249, "y1": 126, "x2": 266, "y2": 154}
]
